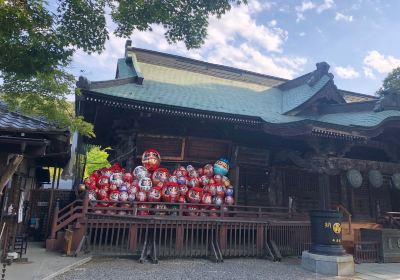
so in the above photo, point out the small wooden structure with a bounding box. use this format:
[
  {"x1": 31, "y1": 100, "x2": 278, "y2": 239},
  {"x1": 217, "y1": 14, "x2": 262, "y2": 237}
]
[
  {"x1": 48, "y1": 41, "x2": 400, "y2": 261},
  {"x1": 0, "y1": 102, "x2": 70, "y2": 258}
]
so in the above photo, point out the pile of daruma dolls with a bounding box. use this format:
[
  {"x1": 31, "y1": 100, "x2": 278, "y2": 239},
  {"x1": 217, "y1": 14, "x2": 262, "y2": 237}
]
[{"x1": 80, "y1": 149, "x2": 235, "y2": 216}]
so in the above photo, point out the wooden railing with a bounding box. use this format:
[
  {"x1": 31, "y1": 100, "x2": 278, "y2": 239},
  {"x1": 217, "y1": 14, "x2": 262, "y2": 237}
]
[
  {"x1": 337, "y1": 204, "x2": 352, "y2": 234},
  {"x1": 86, "y1": 200, "x2": 305, "y2": 221},
  {"x1": 49, "y1": 197, "x2": 89, "y2": 239}
]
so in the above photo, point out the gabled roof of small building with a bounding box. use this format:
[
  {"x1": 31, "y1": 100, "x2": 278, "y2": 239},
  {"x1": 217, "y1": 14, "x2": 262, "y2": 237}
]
[
  {"x1": 77, "y1": 42, "x2": 400, "y2": 132},
  {"x1": 0, "y1": 102, "x2": 62, "y2": 132}
]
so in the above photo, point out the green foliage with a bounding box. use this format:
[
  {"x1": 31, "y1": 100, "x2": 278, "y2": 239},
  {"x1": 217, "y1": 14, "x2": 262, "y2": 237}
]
[
  {"x1": 85, "y1": 146, "x2": 111, "y2": 177},
  {"x1": 377, "y1": 67, "x2": 400, "y2": 95},
  {"x1": 0, "y1": 0, "x2": 243, "y2": 137}
]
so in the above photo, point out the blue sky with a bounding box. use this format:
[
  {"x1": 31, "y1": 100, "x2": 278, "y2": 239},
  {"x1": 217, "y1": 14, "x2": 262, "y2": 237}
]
[{"x1": 69, "y1": 0, "x2": 400, "y2": 96}]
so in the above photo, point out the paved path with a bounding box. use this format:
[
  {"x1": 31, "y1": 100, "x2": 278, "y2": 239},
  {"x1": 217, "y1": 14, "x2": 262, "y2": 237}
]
[
  {"x1": 355, "y1": 263, "x2": 400, "y2": 280},
  {"x1": 5, "y1": 242, "x2": 90, "y2": 280},
  {"x1": 54, "y1": 257, "x2": 355, "y2": 280}
]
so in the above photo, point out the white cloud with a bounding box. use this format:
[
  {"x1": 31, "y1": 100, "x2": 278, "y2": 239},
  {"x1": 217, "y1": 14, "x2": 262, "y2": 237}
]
[
  {"x1": 334, "y1": 66, "x2": 360, "y2": 79},
  {"x1": 299, "y1": 32, "x2": 306, "y2": 37},
  {"x1": 335, "y1": 12, "x2": 354, "y2": 22},
  {"x1": 363, "y1": 67, "x2": 375, "y2": 79},
  {"x1": 316, "y1": 0, "x2": 335, "y2": 13},
  {"x1": 295, "y1": 1, "x2": 316, "y2": 12},
  {"x1": 295, "y1": 0, "x2": 335, "y2": 22},
  {"x1": 363, "y1": 50, "x2": 400, "y2": 74},
  {"x1": 71, "y1": 0, "x2": 308, "y2": 80}
]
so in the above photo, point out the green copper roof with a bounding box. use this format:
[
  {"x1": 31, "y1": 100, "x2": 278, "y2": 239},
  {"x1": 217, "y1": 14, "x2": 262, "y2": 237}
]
[{"x1": 86, "y1": 55, "x2": 400, "y2": 129}]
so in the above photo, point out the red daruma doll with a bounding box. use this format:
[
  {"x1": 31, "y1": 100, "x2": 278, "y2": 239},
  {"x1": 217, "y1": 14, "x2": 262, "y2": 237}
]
[
  {"x1": 141, "y1": 149, "x2": 161, "y2": 172},
  {"x1": 162, "y1": 182, "x2": 179, "y2": 202},
  {"x1": 186, "y1": 187, "x2": 203, "y2": 203}
]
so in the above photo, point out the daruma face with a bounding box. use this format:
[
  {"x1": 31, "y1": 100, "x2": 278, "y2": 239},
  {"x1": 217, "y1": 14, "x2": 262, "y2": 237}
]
[{"x1": 141, "y1": 149, "x2": 161, "y2": 171}]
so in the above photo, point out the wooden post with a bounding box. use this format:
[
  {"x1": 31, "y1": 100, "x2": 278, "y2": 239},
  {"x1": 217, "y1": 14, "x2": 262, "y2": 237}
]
[
  {"x1": 129, "y1": 224, "x2": 138, "y2": 253},
  {"x1": 318, "y1": 173, "x2": 331, "y2": 210},
  {"x1": 219, "y1": 225, "x2": 227, "y2": 251},
  {"x1": 82, "y1": 191, "x2": 89, "y2": 215},
  {"x1": 0, "y1": 155, "x2": 23, "y2": 196},
  {"x1": 175, "y1": 225, "x2": 184, "y2": 252},
  {"x1": 256, "y1": 225, "x2": 265, "y2": 252},
  {"x1": 46, "y1": 168, "x2": 57, "y2": 237},
  {"x1": 56, "y1": 168, "x2": 61, "y2": 189},
  {"x1": 50, "y1": 199, "x2": 60, "y2": 239}
]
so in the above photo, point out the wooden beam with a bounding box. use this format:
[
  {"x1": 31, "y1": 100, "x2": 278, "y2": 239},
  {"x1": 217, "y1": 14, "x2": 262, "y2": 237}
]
[{"x1": 0, "y1": 155, "x2": 24, "y2": 196}]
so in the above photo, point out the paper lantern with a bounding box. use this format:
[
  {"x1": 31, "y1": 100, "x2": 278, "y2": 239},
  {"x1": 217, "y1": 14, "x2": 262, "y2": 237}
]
[{"x1": 141, "y1": 149, "x2": 161, "y2": 171}]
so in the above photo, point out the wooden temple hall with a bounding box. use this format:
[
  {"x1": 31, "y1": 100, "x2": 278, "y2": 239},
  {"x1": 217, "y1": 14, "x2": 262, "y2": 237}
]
[{"x1": 47, "y1": 40, "x2": 400, "y2": 262}]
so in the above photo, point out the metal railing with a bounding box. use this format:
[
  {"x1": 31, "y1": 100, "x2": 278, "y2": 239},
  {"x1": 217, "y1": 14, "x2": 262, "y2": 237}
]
[
  {"x1": 337, "y1": 204, "x2": 352, "y2": 234},
  {"x1": 354, "y1": 241, "x2": 380, "y2": 263}
]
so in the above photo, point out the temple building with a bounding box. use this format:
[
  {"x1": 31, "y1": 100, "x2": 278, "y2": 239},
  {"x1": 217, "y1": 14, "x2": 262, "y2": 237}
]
[{"x1": 48, "y1": 41, "x2": 400, "y2": 262}]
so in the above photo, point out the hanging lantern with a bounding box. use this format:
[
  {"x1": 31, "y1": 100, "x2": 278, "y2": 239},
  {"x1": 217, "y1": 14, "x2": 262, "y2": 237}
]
[
  {"x1": 368, "y1": 170, "x2": 383, "y2": 188},
  {"x1": 346, "y1": 169, "x2": 363, "y2": 189},
  {"x1": 392, "y1": 173, "x2": 400, "y2": 190}
]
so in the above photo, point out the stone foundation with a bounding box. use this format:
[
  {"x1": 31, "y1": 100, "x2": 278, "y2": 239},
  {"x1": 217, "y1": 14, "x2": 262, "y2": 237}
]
[{"x1": 301, "y1": 250, "x2": 355, "y2": 276}]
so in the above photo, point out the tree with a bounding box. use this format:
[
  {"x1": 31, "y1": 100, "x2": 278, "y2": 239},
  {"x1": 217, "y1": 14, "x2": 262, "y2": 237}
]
[
  {"x1": 377, "y1": 67, "x2": 400, "y2": 95},
  {"x1": 85, "y1": 146, "x2": 111, "y2": 177},
  {"x1": 0, "y1": 0, "x2": 245, "y2": 137}
]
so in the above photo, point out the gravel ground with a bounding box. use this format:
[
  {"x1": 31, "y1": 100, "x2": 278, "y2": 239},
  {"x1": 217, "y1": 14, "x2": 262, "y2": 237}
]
[{"x1": 55, "y1": 257, "x2": 358, "y2": 280}]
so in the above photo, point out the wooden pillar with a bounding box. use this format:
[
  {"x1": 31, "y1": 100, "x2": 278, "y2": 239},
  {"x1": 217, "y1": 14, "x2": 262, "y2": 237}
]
[
  {"x1": 339, "y1": 173, "x2": 348, "y2": 208},
  {"x1": 219, "y1": 225, "x2": 227, "y2": 251},
  {"x1": 318, "y1": 173, "x2": 331, "y2": 210},
  {"x1": 175, "y1": 225, "x2": 184, "y2": 252},
  {"x1": 129, "y1": 224, "x2": 138, "y2": 253},
  {"x1": 256, "y1": 225, "x2": 264, "y2": 252}
]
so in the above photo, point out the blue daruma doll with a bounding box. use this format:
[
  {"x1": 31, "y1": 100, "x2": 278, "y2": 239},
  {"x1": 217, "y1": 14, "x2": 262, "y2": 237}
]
[{"x1": 213, "y1": 158, "x2": 229, "y2": 176}]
